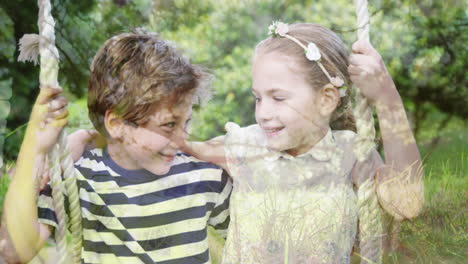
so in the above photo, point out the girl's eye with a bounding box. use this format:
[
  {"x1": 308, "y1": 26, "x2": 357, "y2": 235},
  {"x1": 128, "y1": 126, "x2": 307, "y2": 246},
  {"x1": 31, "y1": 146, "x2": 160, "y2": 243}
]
[{"x1": 273, "y1": 97, "x2": 285, "y2": 101}]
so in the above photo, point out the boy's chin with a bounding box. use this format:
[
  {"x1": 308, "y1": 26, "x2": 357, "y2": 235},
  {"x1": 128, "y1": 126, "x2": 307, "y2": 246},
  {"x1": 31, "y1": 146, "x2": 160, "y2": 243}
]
[{"x1": 145, "y1": 163, "x2": 171, "y2": 175}]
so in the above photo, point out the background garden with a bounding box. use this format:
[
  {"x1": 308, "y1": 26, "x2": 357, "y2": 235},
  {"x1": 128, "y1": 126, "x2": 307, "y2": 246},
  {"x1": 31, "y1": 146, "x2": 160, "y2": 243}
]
[{"x1": 0, "y1": 0, "x2": 466, "y2": 263}]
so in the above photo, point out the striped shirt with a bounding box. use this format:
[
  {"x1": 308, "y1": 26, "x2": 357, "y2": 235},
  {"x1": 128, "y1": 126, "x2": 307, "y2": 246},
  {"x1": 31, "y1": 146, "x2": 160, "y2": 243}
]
[{"x1": 38, "y1": 148, "x2": 232, "y2": 264}]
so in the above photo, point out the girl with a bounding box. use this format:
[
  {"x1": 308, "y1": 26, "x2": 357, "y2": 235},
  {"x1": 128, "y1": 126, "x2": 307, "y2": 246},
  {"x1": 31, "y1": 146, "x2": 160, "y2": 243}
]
[{"x1": 184, "y1": 22, "x2": 424, "y2": 263}]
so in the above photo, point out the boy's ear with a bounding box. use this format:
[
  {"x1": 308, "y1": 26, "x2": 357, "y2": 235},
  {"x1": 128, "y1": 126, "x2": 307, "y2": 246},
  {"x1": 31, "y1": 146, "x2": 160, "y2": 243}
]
[
  {"x1": 318, "y1": 84, "x2": 340, "y2": 116},
  {"x1": 104, "y1": 110, "x2": 124, "y2": 139}
]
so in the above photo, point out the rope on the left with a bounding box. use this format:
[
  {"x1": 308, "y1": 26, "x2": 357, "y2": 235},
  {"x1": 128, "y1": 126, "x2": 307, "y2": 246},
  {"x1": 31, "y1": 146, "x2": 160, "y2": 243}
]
[{"x1": 18, "y1": 1, "x2": 82, "y2": 263}]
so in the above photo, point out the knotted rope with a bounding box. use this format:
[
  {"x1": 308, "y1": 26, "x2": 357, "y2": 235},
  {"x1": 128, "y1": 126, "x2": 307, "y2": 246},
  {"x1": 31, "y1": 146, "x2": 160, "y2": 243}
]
[{"x1": 18, "y1": 1, "x2": 82, "y2": 263}]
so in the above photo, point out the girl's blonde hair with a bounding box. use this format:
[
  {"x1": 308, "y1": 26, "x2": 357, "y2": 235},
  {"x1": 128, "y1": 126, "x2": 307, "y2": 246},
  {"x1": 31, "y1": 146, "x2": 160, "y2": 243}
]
[{"x1": 255, "y1": 23, "x2": 356, "y2": 132}]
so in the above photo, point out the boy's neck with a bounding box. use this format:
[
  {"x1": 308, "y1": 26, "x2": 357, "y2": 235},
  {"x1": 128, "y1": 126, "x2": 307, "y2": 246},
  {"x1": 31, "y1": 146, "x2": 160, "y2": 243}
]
[{"x1": 107, "y1": 142, "x2": 142, "y2": 170}]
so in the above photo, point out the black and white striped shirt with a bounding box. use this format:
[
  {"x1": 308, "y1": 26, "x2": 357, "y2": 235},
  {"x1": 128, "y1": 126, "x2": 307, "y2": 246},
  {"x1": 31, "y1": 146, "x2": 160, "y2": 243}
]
[{"x1": 38, "y1": 148, "x2": 231, "y2": 264}]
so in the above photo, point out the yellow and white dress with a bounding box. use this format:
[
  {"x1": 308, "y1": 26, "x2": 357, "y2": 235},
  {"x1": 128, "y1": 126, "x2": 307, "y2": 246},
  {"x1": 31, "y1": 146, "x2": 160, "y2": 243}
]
[{"x1": 222, "y1": 123, "x2": 384, "y2": 264}]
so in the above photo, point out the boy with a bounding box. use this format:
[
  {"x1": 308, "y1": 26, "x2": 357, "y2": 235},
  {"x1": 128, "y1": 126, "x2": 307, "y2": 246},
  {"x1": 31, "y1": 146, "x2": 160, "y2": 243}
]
[{"x1": 4, "y1": 31, "x2": 231, "y2": 264}]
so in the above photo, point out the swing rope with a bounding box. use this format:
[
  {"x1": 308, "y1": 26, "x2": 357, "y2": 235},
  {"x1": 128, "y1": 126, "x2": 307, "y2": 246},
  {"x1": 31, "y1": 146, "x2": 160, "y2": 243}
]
[
  {"x1": 353, "y1": 0, "x2": 383, "y2": 263},
  {"x1": 18, "y1": 1, "x2": 82, "y2": 263}
]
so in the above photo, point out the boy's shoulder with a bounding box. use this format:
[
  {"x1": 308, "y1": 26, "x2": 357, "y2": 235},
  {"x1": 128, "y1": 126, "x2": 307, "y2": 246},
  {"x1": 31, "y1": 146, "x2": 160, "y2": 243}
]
[
  {"x1": 74, "y1": 148, "x2": 106, "y2": 166},
  {"x1": 74, "y1": 148, "x2": 121, "y2": 177},
  {"x1": 74, "y1": 149, "x2": 226, "y2": 188},
  {"x1": 172, "y1": 153, "x2": 230, "y2": 191}
]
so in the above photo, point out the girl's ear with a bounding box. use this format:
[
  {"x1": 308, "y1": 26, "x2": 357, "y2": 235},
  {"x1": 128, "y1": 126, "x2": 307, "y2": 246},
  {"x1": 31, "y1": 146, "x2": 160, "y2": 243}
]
[
  {"x1": 318, "y1": 84, "x2": 340, "y2": 117},
  {"x1": 104, "y1": 110, "x2": 124, "y2": 139}
]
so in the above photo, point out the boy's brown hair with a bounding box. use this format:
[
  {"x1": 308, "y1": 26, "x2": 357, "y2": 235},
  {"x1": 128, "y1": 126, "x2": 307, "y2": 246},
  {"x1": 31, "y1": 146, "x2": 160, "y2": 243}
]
[{"x1": 88, "y1": 30, "x2": 210, "y2": 135}]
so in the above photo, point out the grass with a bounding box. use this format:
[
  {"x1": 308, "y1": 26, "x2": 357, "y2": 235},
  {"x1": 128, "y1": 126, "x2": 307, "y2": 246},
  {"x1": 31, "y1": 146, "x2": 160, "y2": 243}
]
[
  {"x1": 387, "y1": 164, "x2": 467, "y2": 263},
  {"x1": 0, "y1": 116, "x2": 466, "y2": 263},
  {"x1": 381, "y1": 123, "x2": 468, "y2": 264}
]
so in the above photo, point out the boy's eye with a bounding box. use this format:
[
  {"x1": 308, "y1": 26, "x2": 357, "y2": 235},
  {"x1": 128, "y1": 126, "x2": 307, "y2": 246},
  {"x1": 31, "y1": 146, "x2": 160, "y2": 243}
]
[
  {"x1": 163, "y1": 122, "x2": 176, "y2": 128},
  {"x1": 184, "y1": 119, "x2": 191, "y2": 131}
]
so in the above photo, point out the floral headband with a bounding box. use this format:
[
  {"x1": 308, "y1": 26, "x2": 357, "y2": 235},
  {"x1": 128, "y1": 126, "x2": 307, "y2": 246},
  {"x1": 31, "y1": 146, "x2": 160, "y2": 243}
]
[{"x1": 268, "y1": 21, "x2": 347, "y2": 97}]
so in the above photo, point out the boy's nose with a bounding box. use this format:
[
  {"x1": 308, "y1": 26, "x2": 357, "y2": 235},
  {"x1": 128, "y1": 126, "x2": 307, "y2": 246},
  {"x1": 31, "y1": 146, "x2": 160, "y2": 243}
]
[{"x1": 169, "y1": 127, "x2": 186, "y2": 148}]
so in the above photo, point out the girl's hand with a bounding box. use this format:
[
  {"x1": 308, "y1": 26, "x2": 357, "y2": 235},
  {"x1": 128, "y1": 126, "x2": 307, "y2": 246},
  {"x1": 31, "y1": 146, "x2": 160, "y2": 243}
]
[
  {"x1": 30, "y1": 87, "x2": 68, "y2": 154},
  {"x1": 348, "y1": 40, "x2": 397, "y2": 104}
]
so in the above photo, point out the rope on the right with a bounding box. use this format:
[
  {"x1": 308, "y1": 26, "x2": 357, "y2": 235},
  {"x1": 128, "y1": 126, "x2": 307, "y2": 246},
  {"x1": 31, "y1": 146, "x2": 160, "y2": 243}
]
[
  {"x1": 353, "y1": 0, "x2": 376, "y2": 161},
  {"x1": 353, "y1": 1, "x2": 382, "y2": 263}
]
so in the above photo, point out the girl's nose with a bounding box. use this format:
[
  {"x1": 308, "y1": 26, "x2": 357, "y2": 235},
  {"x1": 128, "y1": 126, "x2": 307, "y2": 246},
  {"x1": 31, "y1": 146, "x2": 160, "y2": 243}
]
[{"x1": 256, "y1": 100, "x2": 274, "y2": 122}]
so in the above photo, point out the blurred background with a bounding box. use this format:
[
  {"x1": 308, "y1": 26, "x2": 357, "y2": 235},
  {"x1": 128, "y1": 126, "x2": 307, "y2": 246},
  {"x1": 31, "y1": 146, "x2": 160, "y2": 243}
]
[{"x1": 0, "y1": 0, "x2": 466, "y2": 263}]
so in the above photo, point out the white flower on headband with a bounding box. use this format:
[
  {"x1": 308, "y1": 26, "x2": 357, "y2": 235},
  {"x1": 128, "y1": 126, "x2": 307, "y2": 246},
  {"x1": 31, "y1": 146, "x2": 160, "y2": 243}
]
[
  {"x1": 305, "y1": 43, "x2": 321, "y2": 61},
  {"x1": 268, "y1": 21, "x2": 289, "y2": 37},
  {"x1": 330, "y1": 77, "x2": 344, "y2": 87},
  {"x1": 275, "y1": 22, "x2": 289, "y2": 37}
]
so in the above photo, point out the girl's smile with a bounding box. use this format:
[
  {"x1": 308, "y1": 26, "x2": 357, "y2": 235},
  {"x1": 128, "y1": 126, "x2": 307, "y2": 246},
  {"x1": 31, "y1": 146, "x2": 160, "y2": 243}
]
[{"x1": 262, "y1": 126, "x2": 285, "y2": 138}]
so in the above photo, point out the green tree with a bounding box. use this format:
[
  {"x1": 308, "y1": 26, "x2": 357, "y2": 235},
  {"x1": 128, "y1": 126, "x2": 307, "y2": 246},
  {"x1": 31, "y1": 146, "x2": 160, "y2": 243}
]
[
  {"x1": 389, "y1": 0, "x2": 467, "y2": 136},
  {"x1": 2, "y1": 0, "x2": 466, "y2": 159}
]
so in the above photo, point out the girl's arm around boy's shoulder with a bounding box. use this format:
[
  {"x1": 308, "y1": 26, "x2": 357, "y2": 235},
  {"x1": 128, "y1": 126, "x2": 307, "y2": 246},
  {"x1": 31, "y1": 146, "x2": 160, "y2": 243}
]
[
  {"x1": 349, "y1": 40, "x2": 424, "y2": 220},
  {"x1": 182, "y1": 135, "x2": 228, "y2": 172},
  {"x1": 181, "y1": 122, "x2": 259, "y2": 175},
  {"x1": 65, "y1": 127, "x2": 230, "y2": 170}
]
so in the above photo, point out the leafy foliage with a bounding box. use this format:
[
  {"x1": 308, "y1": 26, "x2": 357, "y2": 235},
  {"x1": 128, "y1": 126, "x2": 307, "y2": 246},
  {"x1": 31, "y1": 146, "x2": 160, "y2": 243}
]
[{"x1": 1, "y1": 0, "x2": 467, "y2": 155}]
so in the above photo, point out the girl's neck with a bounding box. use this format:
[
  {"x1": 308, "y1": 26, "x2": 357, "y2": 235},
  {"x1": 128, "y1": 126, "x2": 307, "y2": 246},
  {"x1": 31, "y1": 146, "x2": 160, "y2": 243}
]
[{"x1": 285, "y1": 127, "x2": 329, "y2": 157}]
